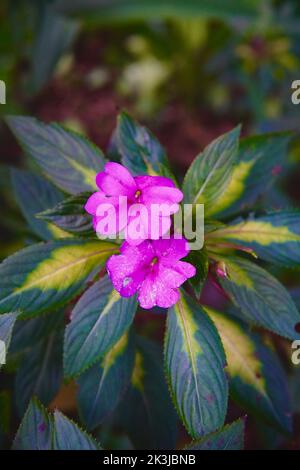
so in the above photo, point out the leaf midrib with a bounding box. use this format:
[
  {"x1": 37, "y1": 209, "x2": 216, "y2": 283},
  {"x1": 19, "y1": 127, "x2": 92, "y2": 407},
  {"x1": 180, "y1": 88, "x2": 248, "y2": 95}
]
[
  {"x1": 73, "y1": 291, "x2": 119, "y2": 370},
  {"x1": 177, "y1": 299, "x2": 203, "y2": 431},
  {"x1": 5, "y1": 247, "x2": 116, "y2": 300}
]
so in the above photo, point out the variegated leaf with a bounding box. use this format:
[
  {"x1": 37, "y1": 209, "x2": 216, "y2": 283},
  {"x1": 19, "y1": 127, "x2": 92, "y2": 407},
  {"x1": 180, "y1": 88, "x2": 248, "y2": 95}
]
[
  {"x1": 217, "y1": 257, "x2": 300, "y2": 340},
  {"x1": 164, "y1": 291, "x2": 228, "y2": 439},
  {"x1": 0, "y1": 239, "x2": 117, "y2": 317},
  {"x1": 64, "y1": 277, "x2": 137, "y2": 377}
]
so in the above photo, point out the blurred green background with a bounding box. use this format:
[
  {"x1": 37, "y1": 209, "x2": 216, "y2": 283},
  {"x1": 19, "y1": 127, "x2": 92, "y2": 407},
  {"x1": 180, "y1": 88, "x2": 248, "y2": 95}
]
[{"x1": 0, "y1": 0, "x2": 300, "y2": 449}]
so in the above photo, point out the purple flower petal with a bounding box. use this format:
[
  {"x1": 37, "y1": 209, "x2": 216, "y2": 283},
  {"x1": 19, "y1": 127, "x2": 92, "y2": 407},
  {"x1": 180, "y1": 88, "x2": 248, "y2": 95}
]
[
  {"x1": 106, "y1": 236, "x2": 196, "y2": 309},
  {"x1": 93, "y1": 196, "x2": 128, "y2": 235},
  {"x1": 96, "y1": 173, "x2": 133, "y2": 196},
  {"x1": 155, "y1": 286, "x2": 180, "y2": 309},
  {"x1": 138, "y1": 272, "x2": 157, "y2": 309},
  {"x1": 105, "y1": 162, "x2": 136, "y2": 189},
  {"x1": 173, "y1": 260, "x2": 196, "y2": 278},
  {"x1": 85, "y1": 162, "x2": 183, "y2": 245},
  {"x1": 157, "y1": 264, "x2": 189, "y2": 288},
  {"x1": 142, "y1": 186, "x2": 183, "y2": 207},
  {"x1": 153, "y1": 237, "x2": 190, "y2": 261},
  {"x1": 107, "y1": 241, "x2": 155, "y2": 295},
  {"x1": 120, "y1": 240, "x2": 155, "y2": 262},
  {"x1": 138, "y1": 272, "x2": 180, "y2": 309},
  {"x1": 107, "y1": 251, "x2": 140, "y2": 295},
  {"x1": 84, "y1": 191, "x2": 106, "y2": 215},
  {"x1": 135, "y1": 175, "x2": 176, "y2": 189}
]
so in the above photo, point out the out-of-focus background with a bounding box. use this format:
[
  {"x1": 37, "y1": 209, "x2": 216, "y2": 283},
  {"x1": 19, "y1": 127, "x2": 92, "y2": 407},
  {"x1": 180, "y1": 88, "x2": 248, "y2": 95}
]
[
  {"x1": 1, "y1": 0, "x2": 300, "y2": 256},
  {"x1": 0, "y1": 0, "x2": 300, "y2": 449},
  {"x1": 1, "y1": 0, "x2": 300, "y2": 253}
]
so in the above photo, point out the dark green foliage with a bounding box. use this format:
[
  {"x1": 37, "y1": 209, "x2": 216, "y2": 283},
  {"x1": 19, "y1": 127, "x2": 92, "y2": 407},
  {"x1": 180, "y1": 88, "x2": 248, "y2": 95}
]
[{"x1": 2, "y1": 114, "x2": 299, "y2": 451}]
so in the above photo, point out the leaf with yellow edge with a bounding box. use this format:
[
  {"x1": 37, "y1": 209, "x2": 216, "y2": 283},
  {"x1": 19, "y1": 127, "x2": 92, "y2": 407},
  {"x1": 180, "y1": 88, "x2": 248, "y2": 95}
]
[
  {"x1": 131, "y1": 350, "x2": 144, "y2": 392},
  {"x1": 77, "y1": 332, "x2": 134, "y2": 430},
  {"x1": 215, "y1": 256, "x2": 300, "y2": 340},
  {"x1": 11, "y1": 168, "x2": 69, "y2": 241},
  {"x1": 206, "y1": 159, "x2": 255, "y2": 217},
  {"x1": 164, "y1": 291, "x2": 228, "y2": 439},
  {"x1": 0, "y1": 239, "x2": 117, "y2": 318},
  {"x1": 6, "y1": 116, "x2": 105, "y2": 194},
  {"x1": 207, "y1": 132, "x2": 291, "y2": 217},
  {"x1": 64, "y1": 277, "x2": 137, "y2": 377},
  {"x1": 46, "y1": 223, "x2": 72, "y2": 239},
  {"x1": 183, "y1": 126, "x2": 240, "y2": 213},
  {"x1": 205, "y1": 307, "x2": 292, "y2": 432},
  {"x1": 207, "y1": 211, "x2": 300, "y2": 267}
]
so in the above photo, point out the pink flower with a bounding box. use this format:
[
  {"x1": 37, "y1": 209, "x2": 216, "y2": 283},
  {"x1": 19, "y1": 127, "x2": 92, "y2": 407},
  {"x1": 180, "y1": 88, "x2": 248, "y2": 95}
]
[
  {"x1": 106, "y1": 237, "x2": 196, "y2": 309},
  {"x1": 85, "y1": 162, "x2": 182, "y2": 245}
]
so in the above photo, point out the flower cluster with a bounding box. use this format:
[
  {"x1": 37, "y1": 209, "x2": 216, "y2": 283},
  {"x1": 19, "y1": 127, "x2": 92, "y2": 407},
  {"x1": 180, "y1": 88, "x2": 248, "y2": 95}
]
[
  {"x1": 85, "y1": 162, "x2": 182, "y2": 244},
  {"x1": 85, "y1": 162, "x2": 196, "y2": 308}
]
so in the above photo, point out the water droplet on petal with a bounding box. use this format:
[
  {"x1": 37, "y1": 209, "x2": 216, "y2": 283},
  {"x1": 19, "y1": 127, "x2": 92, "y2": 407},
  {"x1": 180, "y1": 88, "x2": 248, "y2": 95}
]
[{"x1": 123, "y1": 277, "x2": 132, "y2": 287}]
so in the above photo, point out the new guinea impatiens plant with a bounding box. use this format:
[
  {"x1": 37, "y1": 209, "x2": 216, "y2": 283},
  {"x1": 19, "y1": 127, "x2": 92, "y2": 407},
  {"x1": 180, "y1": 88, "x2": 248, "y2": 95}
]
[{"x1": 1, "y1": 111, "x2": 300, "y2": 450}]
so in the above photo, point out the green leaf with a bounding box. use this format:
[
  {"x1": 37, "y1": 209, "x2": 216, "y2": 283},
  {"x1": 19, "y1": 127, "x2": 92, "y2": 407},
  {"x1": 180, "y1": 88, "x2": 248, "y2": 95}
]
[
  {"x1": 291, "y1": 288, "x2": 300, "y2": 310},
  {"x1": 53, "y1": 411, "x2": 99, "y2": 450},
  {"x1": 10, "y1": 311, "x2": 64, "y2": 354},
  {"x1": 13, "y1": 398, "x2": 100, "y2": 450},
  {"x1": 37, "y1": 192, "x2": 94, "y2": 237},
  {"x1": 0, "y1": 312, "x2": 17, "y2": 350},
  {"x1": 205, "y1": 307, "x2": 292, "y2": 432},
  {"x1": 55, "y1": 0, "x2": 261, "y2": 23},
  {"x1": 164, "y1": 291, "x2": 228, "y2": 439},
  {"x1": 116, "y1": 111, "x2": 171, "y2": 177},
  {"x1": 206, "y1": 211, "x2": 300, "y2": 268},
  {"x1": 116, "y1": 336, "x2": 177, "y2": 450},
  {"x1": 0, "y1": 239, "x2": 117, "y2": 318},
  {"x1": 6, "y1": 116, "x2": 105, "y2": 194},
  {"x1": 186, "y1": 418, "x2": 245, "y2": 450},
  {"x1": 204, "y1": 219, "x2": 226, "y2": 234},
  {"x1": 64, "y1": 277, "x2": 137, "y2": 377},
  {"x1": 182, "y1": 126, "x2": 240, "y2": 214},
  {"x1": 78, "y1": 332, "x2": 134, "y2": 430},
  {"x1": 0, "y1": 312, "x2": 17, "y2": 368},
  {"x1": 13, "y1": 399, "x2": 53, "y2": 450},
  {"x1": 208, "y1": 132, "x2": 291, "y2": 217},
  {"x1": 186, "y1": 247, "x2": 208, "y2": 298},
  {"x1": 30, "y1": 6, "x2": 79, "y2": 93},
  {"x1": 217, "y1": 256, "x2": 300, "y2": 340},
  {"x1": 15, "y1": 330, "x2": 63, "y2": 416},
  {"x1": 11, "y1": 168, "x2": 65, "y2": 240}
]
